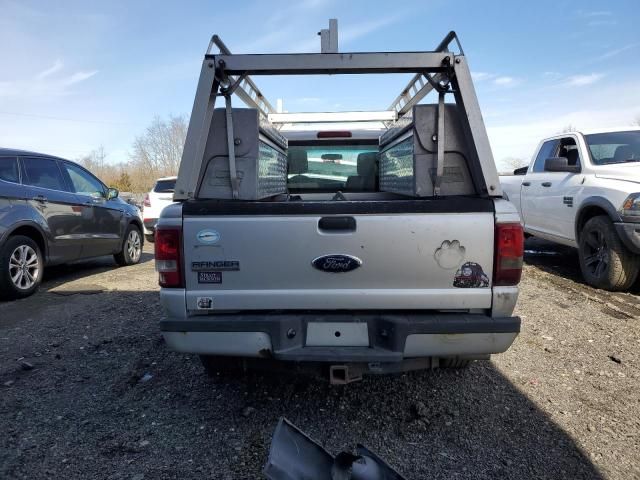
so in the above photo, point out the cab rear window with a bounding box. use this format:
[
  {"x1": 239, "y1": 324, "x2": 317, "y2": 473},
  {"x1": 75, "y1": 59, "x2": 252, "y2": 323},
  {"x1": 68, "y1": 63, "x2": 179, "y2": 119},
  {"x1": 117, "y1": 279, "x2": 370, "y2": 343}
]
[
  {"x1": 154, "y1": 179, "x2": 176, "y2": 193},
  {"x1": 287, "y1": 143, "x2": 379, "y2": 192}
]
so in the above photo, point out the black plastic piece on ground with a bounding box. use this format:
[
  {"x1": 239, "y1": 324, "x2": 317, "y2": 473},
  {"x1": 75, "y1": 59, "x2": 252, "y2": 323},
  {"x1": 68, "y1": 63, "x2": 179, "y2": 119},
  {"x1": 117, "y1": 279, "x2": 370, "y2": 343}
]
[{"x1": 263, "y1": 417, "x2": 406, "y2": 480}]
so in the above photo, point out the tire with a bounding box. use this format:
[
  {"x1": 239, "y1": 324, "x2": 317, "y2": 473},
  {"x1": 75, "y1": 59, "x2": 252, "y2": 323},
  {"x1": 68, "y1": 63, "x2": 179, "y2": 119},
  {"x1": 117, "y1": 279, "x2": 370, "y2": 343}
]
[
  {"x1": 578, "y1": 215, "x2": 640, "y2": 291},
  {"x1": 145, "y1": 234, "x2": 155, "y2": 244},
  {"x1": 0, "y1": 235, "x2": 44, "y2": 300},
  {"x1": 114, "y1": 224, "x2": 143, "y2": 266},
  {"x1": 440, "y1": 357, "x2": 471, "y2": 368},
  {"x1": 200, "y1": 355, "x2": 245, "y2": 377}
]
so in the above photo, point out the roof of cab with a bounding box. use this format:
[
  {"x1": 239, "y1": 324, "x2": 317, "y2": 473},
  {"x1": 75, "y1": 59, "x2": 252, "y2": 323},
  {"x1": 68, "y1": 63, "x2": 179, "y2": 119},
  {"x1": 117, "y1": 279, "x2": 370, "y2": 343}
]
[{"x1": 576, "y1": 127, "x2": 640, "y2": 136}]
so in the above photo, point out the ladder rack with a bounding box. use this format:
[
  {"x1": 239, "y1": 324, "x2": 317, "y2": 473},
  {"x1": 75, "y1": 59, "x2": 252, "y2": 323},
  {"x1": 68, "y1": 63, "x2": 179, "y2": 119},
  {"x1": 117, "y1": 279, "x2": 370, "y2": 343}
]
[{"x1": 174, "y1": 29, "x2": 501, "y2": 201}]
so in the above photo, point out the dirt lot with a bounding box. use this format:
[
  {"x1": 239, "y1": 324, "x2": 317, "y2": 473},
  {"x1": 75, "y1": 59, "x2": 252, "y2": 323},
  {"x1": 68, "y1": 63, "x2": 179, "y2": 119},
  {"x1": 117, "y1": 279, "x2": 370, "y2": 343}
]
[{"x1": 1, "y1": 240, "x2": 639, "y2": 479}]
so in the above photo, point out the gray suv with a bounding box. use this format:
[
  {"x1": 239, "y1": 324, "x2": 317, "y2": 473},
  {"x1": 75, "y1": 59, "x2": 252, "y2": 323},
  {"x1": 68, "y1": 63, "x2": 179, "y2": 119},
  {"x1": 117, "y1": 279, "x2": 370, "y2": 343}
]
[{"x1": 0, "y1": 149, "x2": 144, "y2": 300}]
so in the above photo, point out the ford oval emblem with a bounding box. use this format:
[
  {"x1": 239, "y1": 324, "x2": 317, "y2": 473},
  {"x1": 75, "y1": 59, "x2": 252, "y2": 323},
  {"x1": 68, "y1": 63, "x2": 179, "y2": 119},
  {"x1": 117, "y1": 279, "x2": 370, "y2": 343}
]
[
  {"x1": 312, "y1": 254, "x2": 362, "y2": 273},
  {"x1": 196, "y1": 229, "x2": 221, "y2": 245}
]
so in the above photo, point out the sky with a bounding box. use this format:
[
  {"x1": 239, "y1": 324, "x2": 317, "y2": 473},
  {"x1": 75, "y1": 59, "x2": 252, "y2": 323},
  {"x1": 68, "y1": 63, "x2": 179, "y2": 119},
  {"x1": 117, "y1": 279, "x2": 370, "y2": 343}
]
[{"x1": 1, "y1": 0, "x2": 639, "y2": 171}]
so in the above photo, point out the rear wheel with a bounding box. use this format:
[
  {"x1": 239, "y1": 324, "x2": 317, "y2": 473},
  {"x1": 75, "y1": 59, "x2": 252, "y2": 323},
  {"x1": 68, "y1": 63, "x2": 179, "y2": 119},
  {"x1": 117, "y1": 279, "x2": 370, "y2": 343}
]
[
  {"x1": 0, "y1": 235, "x2": 44, "y2": 300},
  {"x1": 114, "y1": 224, "x2": 143, "y2": 266},
  {"x1": 578, "y1": 215, "x2": 639, "y2": 291},
  {"x1": 145, "y1": 234, "x2": 155, "y2": 244}
]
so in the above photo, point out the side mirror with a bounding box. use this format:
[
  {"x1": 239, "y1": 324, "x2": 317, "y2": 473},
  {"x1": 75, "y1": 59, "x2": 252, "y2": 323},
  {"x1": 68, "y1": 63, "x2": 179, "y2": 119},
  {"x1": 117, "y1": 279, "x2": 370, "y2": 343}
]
[
  {"x1": 107, "y1": 187, "x2": 119, "y2": 200},
  {"x1": 544, "y1": 157, "x2": 581, "y2": 173}
]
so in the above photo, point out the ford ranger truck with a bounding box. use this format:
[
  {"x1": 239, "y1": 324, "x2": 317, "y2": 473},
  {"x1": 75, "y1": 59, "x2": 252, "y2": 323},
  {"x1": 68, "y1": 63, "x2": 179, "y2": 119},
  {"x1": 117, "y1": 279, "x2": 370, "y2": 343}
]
[
  {"x1": 501, "y1": 128, "x2": 640, "y2": 291},
  {"x1": 155, "y1": 30, "x2": 523, "y2": 381}
]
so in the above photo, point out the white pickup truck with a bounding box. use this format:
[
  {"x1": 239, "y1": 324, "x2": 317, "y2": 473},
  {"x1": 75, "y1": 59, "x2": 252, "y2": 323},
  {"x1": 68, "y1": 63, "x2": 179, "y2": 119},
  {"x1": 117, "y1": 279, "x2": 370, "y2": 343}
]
[{"x1": 500, "y1": 128, "x2": 640, "y2": 291}]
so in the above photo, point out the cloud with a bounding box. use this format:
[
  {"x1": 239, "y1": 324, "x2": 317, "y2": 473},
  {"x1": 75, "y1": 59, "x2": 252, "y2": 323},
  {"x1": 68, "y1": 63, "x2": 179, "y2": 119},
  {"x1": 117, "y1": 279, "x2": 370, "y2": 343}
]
[
  {"x1": 299, "y1": 0, "x2": 331, "y2": 7},
  {"x1": 0, "y1": 65, "x2": 99, "y2": 99},
  {"x1": 61, "y1": 70, "x2": 98, "y2": 86},
  {"x1": 493, "y1": 76, "x2": 519, "y2": 86},
  {"x1": 563, "y1": 73, "x2": 605, "y2": 86},
  {"x1": 486, "y1": 78, "x2": 640, "y2": 169},
  {"x1": 36, "y1": 60, "x2": 63, "y2": 79},
  {"x1": 340, "y1": 14, "x2": 405, "y2": 45},
  {"x1": 581, "y1": 10, "x2": 613, "y2": 17},
  {"x1": 236, "y1": 6, "x2": 405, "y2": 54},
  {"x1": 587, "y1": 19, "x2": 617, "y2": 27},
  {"x1": 471, "y1": 72, "x2": 495, "y2": 82},
  {"x1": 592, "y1": 43, "x2": 638, "y2": 61},
  {"x1": 294, "y1": 97, "x2": 323, "y2": 104},
  {"x1": 471, "y1": 72, "x2": 521, "y2": 87},
  {"x1": 543, "y1": 71, "x2": 562, "y2": 80}
]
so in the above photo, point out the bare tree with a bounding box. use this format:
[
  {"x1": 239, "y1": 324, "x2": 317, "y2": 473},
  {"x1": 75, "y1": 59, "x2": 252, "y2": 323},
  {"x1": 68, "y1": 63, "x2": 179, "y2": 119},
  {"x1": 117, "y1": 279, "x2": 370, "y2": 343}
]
[
  {"x1": 76, "y1": 146, "x2": 122, "y2": 186},
  {"x1": 77, "y1": 115, "x2": 188, "y2": 193},
  {"x1": 77, "y1": 146, "x2": 106, "y2": 172},
  {"x1": 632, "y1": 115, "x2": 640, "y2": 127},
  {"x1": 560, "y1": 124, "x2": 576, "y2": 133},
  {"x1": 129, "y1": 115, "x2": 188, "y2": 191}
]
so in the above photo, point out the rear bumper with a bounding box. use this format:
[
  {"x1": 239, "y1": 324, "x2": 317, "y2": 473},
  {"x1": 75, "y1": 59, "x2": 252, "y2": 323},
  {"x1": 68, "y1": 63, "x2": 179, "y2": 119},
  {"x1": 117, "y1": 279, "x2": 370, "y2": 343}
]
[
  {"x1": 160, "y1": 313, "x2": 520, "y2": 362},
  {"x1": 615, "y1": 222, "x2": 640, "y2": 254}
]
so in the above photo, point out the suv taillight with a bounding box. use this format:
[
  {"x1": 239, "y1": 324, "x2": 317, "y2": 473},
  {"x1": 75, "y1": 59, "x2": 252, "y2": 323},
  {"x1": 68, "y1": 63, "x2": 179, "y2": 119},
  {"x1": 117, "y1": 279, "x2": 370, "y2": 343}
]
[
  {"x1": 155, "y1": 226, "x2": 183, "y2": 288},
  {"x1": 143, "y1": 193, "x2": 151, "y2": 208},
  {"x1": 494, "y1": 223, "x2": 524, "y2": 286}
]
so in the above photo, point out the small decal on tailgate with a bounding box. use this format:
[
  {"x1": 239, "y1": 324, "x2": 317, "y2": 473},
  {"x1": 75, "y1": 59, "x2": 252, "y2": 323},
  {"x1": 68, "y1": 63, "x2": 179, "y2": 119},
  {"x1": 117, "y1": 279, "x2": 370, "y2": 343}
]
[
  {"x1": 196, "y1": 229, "x2": 221, "y2": 244},
  {"x1": 196, "y1": 297, "x2": 213, "y2": 309},
  {"x1": 198, "y1": 272, "x2": 222, "y2": 284},
  {"x1": 453, "y1": 262, "x2": 489, "y2": 288},
  {"x1": 434, "y1": 240, "x2": 466, "y2": 269}
]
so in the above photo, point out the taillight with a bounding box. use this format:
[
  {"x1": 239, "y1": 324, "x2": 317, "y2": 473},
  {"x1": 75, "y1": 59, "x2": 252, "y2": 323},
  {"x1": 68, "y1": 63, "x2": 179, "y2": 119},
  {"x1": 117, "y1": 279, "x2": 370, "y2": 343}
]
[
  {"x1": 155, "y1": 226, "x2": 183, "y2": 288},
  {"x1": 494, "y1": 223, "x2": 524, "y2": 286},
  {"x1": 143, "y1": 193, "x2": 151, "y2": 208}
]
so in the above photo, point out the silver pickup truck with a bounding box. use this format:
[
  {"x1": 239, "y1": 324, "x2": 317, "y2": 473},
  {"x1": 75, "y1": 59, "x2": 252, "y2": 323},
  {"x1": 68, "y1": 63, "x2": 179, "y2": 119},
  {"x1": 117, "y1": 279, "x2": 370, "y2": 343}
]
[{"x1": 155, "y1": 30, "x2": 523, "y2": 382}]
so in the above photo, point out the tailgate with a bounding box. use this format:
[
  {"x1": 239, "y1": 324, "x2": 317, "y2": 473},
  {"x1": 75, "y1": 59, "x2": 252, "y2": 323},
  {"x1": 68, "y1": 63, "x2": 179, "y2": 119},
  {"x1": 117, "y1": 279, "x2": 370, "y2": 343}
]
[{"x1": 182, "y1": 200, "x2": 495, "y2": 312}]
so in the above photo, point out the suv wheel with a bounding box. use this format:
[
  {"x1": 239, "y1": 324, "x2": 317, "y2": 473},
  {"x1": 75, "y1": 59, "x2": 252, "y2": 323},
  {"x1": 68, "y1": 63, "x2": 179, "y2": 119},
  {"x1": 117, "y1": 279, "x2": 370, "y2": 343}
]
[
  {"x1": 0, "y1": 235, "x2": 44, "y2": 300},
  {"x1": 578, "y1": 215, "x2": 640, "y2": 291},
  {"x1": 114, "y1": 224, "x2": 143, "y2": 266}
]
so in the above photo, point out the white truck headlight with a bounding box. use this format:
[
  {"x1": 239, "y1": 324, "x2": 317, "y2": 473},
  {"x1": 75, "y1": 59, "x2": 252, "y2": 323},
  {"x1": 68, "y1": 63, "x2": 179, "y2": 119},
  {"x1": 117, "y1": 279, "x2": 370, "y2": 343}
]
[{"x1": 621, "y1": 193, "x2": 640, "y2": 218}]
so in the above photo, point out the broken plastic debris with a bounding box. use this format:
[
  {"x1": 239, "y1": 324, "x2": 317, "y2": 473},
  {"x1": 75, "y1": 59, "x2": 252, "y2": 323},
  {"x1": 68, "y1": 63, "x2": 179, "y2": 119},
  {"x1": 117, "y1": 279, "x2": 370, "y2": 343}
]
[{"x1": 263, "y1": 417, "x2": 406, "y2": 480}]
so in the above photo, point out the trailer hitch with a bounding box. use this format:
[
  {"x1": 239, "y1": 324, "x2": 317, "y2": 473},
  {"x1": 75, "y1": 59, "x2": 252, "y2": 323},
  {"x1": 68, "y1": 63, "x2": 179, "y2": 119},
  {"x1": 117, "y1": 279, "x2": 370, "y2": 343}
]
[{"x1": 329, "y1": 365, "x2": 363, "y2": 384}]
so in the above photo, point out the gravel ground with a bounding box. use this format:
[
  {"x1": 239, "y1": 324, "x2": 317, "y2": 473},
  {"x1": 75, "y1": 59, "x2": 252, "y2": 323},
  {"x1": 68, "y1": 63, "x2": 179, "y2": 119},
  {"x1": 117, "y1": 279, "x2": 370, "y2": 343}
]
[{"x1": 1, "y1": 240, "x2": 639, "y2": 479}]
